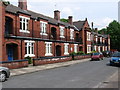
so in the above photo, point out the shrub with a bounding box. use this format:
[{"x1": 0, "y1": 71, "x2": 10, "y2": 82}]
[
  {"x1": 70, "y1": 52, "x2": 77, "y2": 60},
  {"x1": 77, "y1": 51, "x2": 85, "y2": 55},
  {"x1": 70, "y1": 52, "x2": 77, "y2": 56},
  {"x1": 25, "y1": 56, "x2": 32, "y2": 64},
  {"x1": 90, "y1": 51, "x2": 97, "y2": 53}
]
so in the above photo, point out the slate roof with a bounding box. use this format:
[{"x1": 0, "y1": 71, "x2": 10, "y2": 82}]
[
  {"x1": 91, "y1": 32, "x2": 108, "y2": 38},
  {"x1": 73, "y1": 21, "x2": 86, "y2": 31},
  {"x1": 5, "y1": 4, "x2": 79, "y2": 30}
]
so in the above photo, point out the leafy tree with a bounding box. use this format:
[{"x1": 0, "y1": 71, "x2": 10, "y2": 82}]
[
  {"x1": 107, "y1": 20, "x2": 120, "y2": 51},
  {"x1": 99, "y1": 20, "x2": 120, "y2": 51},
  {"x1": 60, "y1": 18, "x2": 68, "y2": 23},
  {"x1": 98, "y1": 28, "x2": 107, "y2": 34}
]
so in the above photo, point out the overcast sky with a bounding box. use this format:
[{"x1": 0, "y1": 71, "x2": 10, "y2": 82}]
[{"x1": 8, "y1": 0, "x2": 119, "y2": 29}]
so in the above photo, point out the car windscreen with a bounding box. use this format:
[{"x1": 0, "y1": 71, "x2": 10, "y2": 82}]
[{"x1": 112, "y1": 52, "x2": 120, "y2": 57}]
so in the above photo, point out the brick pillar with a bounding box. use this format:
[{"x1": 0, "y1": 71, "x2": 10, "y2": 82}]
[{"x1": 0, "y1": 2, "x2": 6, "y2": 62}]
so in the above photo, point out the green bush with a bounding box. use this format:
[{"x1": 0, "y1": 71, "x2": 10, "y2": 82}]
[
  {"x1": 70, "y1": 52, "x2": 77, "y2": 60},
  {"x1": 25, "y1": 56, "x2": 32, "y2": 64},
  {"x1": 77, "y1": 51, "x2": 85, "y2": 55},
  {"x1": 70, "y1": 52, "x2": 77, "y2": 56},
  {"x1": 90, "y1": 51, "x2": 97, "y2": 53}
]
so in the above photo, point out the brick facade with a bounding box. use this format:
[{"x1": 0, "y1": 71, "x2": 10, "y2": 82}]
[{"x1": 0, "y1": 1, "x2": 110, "y2": 69}]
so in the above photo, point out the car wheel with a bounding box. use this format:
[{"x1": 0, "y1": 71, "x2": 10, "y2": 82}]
[
  {"x1": 0, "y1": 72, "x2": 7, "y2": 82},
  {"x1": 110, "y1": 62, "x2": 114, "y2": 66}
]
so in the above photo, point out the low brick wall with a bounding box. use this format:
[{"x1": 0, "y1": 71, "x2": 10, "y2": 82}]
[
  {"x1": 74, "y1": 55, "x2": 91, "y2": 60},
  {"x1": 33, "y1": 56, "x2": 72, "y2": 66},
  {"x1": 0, "y1": 60, "x2": 28, "y2": 69}
]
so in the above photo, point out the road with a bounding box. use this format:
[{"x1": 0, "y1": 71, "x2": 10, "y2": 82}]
[{"x1": 2, "y1": 58, "x2": 119, "y2": 88}]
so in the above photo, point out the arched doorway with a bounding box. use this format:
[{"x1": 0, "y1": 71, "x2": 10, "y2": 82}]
[
  {"x1": 51, "y1": 27, "x2": 57, "y2": 40},
  {"x1": 5, "y1": 16, "x2": 13, "y2": 35},
  {"x1": 56, "y1": 45, "x2": 61, "y2": 56},
  {"x1": 6, "y1": 43, "x2": 18, "y2": 61}
]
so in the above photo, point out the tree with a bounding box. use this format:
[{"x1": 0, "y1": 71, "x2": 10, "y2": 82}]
[
  {"x1": 60, "y1": 18, "x2": 68, "y2": 23},
  {"x1": 107, "y1": 20, "x2": 120, "y2": 51},
  {"x1": 98, "y1": 28, "x2": 107, "y2": 34}
]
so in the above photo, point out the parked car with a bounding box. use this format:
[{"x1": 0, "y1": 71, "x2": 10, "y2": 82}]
[
  {"x1": 110, "y1": 52, "x2": 120, "y2": 66},
  {"x1": 102, "y1": 51, "x2": 112, "y2": 57},
  {"x1": 0, "y1": 67, "x2": 10, "y2": 82},
  {"x1": 91, "y1": 53, "x2": 104, "y2": 61}
]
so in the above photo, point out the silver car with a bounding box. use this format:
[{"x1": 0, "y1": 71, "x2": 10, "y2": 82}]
[{"x1": 0, "y1": 67, "x2": 10, "y2": 82}]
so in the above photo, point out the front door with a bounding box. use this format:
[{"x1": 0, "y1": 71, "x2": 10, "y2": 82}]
[
  {"x1": 56, "y1": 46, "x2": 61, "y2": 56},
  {"x1": 7, "y1": 45, "x2": 13, "y2": 61}
]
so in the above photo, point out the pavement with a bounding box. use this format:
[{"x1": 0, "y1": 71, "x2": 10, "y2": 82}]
[{"x1": 10, "y1": 58, "x2": 91, "y2": 76}]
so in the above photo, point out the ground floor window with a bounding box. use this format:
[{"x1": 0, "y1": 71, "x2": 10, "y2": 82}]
[
  {"x1": 94, "y1": 45, "x2": 97, "y2": 51},
  {"x1": 64, "y1": 43, "x2": 69, "y2": 55},
  {"x1": 74, "y1": 44, "x2": 78, "y2": 53},
  {"x1": 103, "y1": 46, "x2": 105, "y2": 51},
  {"x1": 87, "y1": 45, "x2": 91, "y2": 53},
  {"x1": 24, "y1": 40, "x2": 35, "y2": 57},
  {"x1": 45, "y1": 42, "x2": 53, "y2": 56},
  {"x1": 98, "y1": 46, "x2": 101, "y2": 52}
]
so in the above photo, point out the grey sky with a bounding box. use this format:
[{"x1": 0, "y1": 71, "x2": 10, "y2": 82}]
[{"x1": 8, "y1": 0, "x2": 119, "y2": 29}]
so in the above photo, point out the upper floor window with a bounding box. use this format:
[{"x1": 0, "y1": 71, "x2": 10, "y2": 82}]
[
  {"x1": 40, "y1": 21, "x2": 47, "y2": 35},
  {"x1": 60, "y1": 26, "x2": 65, "y2": 38},
  {"x1": 19, "y1": 16, "x2": 30, "y2": 33},
  {"x1": 100, "y1": 37, "x2": 102, "y2": 42},
  {"x1": 95, "y1": 36, "x2": 98, "y2": 42},
  {"x1": 70, "y1": 29, "x2": 74, "y2": 39},
  {"x1": 87, "y1": 32, "x2": 91, "y2": 41},
  {"x1": 24, "y1": 40, "x2": 35, "y2": 57}
]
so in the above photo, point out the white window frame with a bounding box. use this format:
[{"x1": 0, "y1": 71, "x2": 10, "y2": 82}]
[
  {"x1": 103, "y1": 46, "x2": 105, "y2": 51},
  {"x1": 19, "y1": 16, "x2": 30, "y2": 33},
  {"x1": 87, "y1": 32, "x2": 91, "y2": 41},
  {"x1": 74, "y1": 44, "x2": 78, "y2": 53},
  {"x1": 60, "y1": 26, "x2": 65, "y2": 38},
  {"x1": 24, "y1": 40, "x2": 35, "y2": 57},
  {"x1": 70, "y1": 29, "x2": 74, "y2": 40},
  {"x1": 45, "y1": 42, "x2": 53, "y2": 56},
  {"x1": 100, "y1": 37, "x2": 102, "y2": 42},
  {"x1": 40, "y1": 21, "x2": 48, "y2": 36},
  {"x1": 98, "y1": 46, "x2": 101, "y2": 52},
  {"x1": 64, "y1": 43, "x2": 69, "y2": 55},
  {"x1": 87, "y1": 45, "x2": 91, "y2": 53},
  {"x1": 94, "y1": 45, "x2": 97, "y2": 51}
]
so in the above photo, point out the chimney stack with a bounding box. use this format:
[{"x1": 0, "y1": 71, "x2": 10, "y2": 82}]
[
  {"x1": 54, "y1": 10, "x2": 60, "y2": 21},
  {"x1": 95, "y1": 28, "x2": 98, "y2": 33},
  {"x1": 68, "y1": 16, "x2": 73, "y2": 25},
  {"x1": 18, "y1": 0, "x2": 27, "y2": 10}
]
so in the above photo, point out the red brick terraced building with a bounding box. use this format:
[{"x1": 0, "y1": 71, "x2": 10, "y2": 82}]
[{"x1": 0, "y1": 0, "x2": 110, "y2": 69}]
